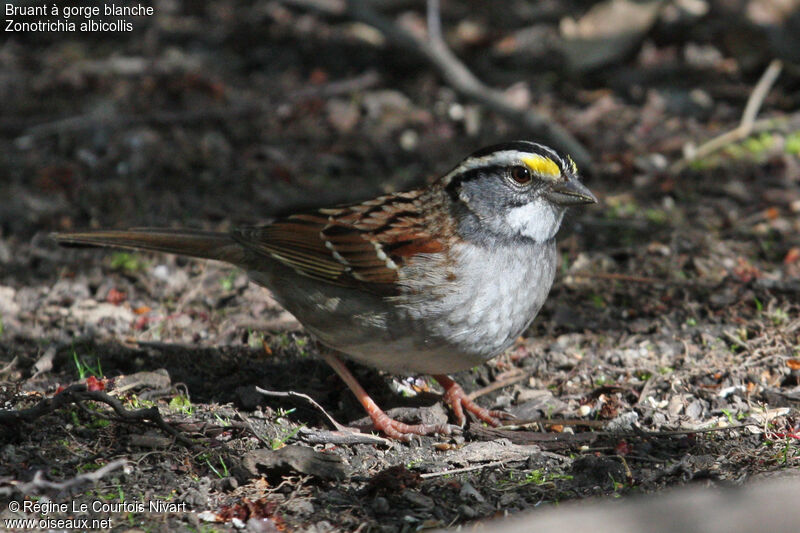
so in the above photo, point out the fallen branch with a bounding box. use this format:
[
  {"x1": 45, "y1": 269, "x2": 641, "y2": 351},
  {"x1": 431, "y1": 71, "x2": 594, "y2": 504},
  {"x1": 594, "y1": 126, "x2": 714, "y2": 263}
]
[
  {"x1": 568, "y1": 271, "x2": 676, "y2": 285},
  {"x1": 671, "y1": 59, "x2": 783, "y2": 172},
  {"x1": 3, "y1": 459, "x2": 128, "y2": 496},
  {"x1": 569, "y1": 270, "x2": 800, "y2": 295},
  {"x1": 280, "y1": 0, "x2": 592, "y2": 169},
  {"x1": 0, "y1": 384, "x2": 196, "y2": 448},
  {"x1": 256, "y1": 386, "x2": 348, "y2": 432},
  {"x1": 420, "y1": 459, "x2": 508, "y2": 479},
  {"x1": 467, "y1": 368, "x2": 530, "y2": 401},
  {"x1": 256, "y1": 387, "x2": 391, "y2": 445}
]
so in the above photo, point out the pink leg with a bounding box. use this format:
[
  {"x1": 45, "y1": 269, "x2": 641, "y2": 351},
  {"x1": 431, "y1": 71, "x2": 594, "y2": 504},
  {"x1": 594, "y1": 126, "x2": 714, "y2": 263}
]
[
  {"x1": 320, "y1": 352, "x2": 454, "y2": 441},
  {"x1": 432, "y1": 374, "x2": 511, "y2": 427}
]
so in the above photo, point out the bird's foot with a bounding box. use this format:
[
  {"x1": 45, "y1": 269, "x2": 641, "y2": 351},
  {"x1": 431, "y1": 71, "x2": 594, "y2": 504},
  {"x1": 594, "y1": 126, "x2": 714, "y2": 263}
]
[
  {"x1": 366, "y1": 405, "x2": 459, "y2": 442},
  {"x1": 433, "y1": 374, "x2": 514, "y2": 427},
  {"x1": 320, "y1": 350, "x2": 460, "y2": 441}
]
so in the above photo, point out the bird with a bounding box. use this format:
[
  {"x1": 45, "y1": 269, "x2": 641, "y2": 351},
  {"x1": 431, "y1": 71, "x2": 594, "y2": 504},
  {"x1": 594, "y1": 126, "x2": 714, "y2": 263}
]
[{"x1": 54, "y1": 141, "x2": 597, "y2": 440}]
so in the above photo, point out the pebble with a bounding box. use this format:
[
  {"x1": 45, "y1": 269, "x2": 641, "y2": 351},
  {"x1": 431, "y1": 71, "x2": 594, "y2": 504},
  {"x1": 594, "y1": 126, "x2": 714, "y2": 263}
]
[
  {"x1": 459, "y1": 481, "x2": 485, "y2": 503},
  {"x1": 371, "y1": 497, "x2": 390, "y2": 513}
]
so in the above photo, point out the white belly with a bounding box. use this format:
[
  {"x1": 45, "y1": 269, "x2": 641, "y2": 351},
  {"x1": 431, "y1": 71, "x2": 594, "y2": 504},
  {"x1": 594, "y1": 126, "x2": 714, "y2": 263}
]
[
  {"x1": 320, "y1": 240, "x2": 556, "y2": 374},
  {"x1": 251, "y1": 239, "x2": 557, "y2": 375}
]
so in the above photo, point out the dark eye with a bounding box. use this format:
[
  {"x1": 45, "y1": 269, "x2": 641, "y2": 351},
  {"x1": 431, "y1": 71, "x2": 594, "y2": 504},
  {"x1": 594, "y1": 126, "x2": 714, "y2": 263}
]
[{"x1": 510, "y1": 166, "x2": 532, "y2": 185}]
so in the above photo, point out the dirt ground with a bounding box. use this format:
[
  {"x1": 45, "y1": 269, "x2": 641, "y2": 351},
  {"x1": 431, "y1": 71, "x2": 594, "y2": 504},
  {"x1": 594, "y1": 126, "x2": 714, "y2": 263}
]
[{"x1": 1, "y1": 1, "x2": 800, "y2": 531}]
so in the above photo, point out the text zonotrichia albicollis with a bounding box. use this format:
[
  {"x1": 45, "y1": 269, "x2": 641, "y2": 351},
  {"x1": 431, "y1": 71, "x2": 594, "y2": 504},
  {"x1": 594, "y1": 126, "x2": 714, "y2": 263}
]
[{"x1": 55, "y1": 141, "x2": 597, "y2": 440}]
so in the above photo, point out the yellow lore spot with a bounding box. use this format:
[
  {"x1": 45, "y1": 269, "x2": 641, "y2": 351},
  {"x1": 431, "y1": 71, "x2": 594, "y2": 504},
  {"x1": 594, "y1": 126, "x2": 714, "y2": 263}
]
[{"x1": 521, "y1": 155, "x2": 561, "y2": 180}]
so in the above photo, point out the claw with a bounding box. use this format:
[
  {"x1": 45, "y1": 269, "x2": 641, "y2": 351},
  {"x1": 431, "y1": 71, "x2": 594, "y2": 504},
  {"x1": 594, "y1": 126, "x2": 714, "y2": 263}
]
[{"x1": 433, "y1": 375, "x2": 510, "y2": 427}]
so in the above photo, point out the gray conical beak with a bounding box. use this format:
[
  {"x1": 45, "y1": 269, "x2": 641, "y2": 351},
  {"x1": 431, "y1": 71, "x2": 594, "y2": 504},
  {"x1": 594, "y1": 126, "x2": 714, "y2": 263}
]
[{"x1": 544, "y1": 179, "x2": 597, "y2": 206}]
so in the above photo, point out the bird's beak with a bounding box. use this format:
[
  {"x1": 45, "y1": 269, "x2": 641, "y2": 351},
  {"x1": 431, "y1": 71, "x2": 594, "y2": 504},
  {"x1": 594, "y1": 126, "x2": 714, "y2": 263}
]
[{"x1": 544, "y1": 179, "x2": 597, "y2": 206}]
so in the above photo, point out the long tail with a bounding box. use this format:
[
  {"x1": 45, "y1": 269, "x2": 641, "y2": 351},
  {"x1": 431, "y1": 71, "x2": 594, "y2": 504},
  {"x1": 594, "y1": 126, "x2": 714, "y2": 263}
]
[{"x1": 52, "y1": 228, "x2": 247, "y2": 265}]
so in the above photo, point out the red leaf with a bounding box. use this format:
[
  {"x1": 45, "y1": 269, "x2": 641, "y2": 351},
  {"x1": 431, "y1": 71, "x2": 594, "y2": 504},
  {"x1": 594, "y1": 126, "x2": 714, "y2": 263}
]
[
  {"x1": 615, "y1": 440, "x2": 632, "y2": 455},
  {"x1": 106, "y1": 288, "x2": 127, "y2": 305},
  {"x1": 86, "y1": 376, "x2": 105, "y2": 391},
  {"x1": 784, "y1": 247, "x2": 800, "y2": 265}
]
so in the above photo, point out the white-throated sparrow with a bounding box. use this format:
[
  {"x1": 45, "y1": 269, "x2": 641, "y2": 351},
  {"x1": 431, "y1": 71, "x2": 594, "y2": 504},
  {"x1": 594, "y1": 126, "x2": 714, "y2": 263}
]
[{"x1": 55, "y1": 141, "x2": 597, "y2": 440}]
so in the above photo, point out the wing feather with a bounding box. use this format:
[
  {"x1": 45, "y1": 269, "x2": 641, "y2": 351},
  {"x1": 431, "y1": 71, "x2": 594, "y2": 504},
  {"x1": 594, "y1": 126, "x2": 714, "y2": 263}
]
[{"x1": 231, "y1": 190, "x2": 443, "y2": 293}]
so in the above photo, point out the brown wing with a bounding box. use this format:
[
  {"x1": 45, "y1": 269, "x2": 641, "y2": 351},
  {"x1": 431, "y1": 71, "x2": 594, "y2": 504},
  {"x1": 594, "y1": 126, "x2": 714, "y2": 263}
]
[{"x1": 231, "y1": 191, "x2": 443, "y2": 294}]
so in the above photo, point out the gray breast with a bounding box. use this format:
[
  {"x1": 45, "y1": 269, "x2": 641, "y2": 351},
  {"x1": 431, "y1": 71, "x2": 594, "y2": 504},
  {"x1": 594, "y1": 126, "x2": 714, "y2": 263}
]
[
  {"x1": 248, "y1": 239, "x2": 557, "y2": 375},
  {"x1": 388, "y1": 239, "x2": 557, "y2": 373}
]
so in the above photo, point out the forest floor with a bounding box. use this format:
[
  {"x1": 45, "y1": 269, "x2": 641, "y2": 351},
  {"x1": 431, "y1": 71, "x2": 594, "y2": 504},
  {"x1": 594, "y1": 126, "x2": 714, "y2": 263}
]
[{"x1": 1, "y1": 1, "x2": 800, "y2": 531}]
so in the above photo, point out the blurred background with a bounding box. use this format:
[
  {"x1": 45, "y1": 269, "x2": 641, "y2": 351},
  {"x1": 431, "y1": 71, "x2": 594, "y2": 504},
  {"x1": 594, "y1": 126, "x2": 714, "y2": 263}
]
[
  {"x1": 2, "y1": 0, "x2": 798, "y2": 238},
  {"x1": 1, "y1": 1, "x2": 800, "y2": 531}
]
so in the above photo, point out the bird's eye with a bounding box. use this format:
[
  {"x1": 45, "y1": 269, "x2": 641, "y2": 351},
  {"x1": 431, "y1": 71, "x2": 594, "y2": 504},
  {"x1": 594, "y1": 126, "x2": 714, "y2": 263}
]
[{"x1": 510, "y1": 166, "x2": 532, "y2": 185}]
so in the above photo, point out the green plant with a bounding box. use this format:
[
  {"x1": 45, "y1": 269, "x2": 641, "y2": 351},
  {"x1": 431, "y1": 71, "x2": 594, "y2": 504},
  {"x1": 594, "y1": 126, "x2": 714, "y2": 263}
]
[
  {"x1": 644, "y1": 208, "x2": 667, "y2": 225},
  {"x1": 590, "y1": 293, "x2": 605, "y2": 309},
  {"x1": 205, "y1": 456, "x2": 229, "y2": 478},
  {"x1": 220, "y1": 270, "x2": 237, "y2": 291},
  {"x1": 769, "y1": 308, "x2": 789, "y2": 326},
  {"x1": 76, "y1": 462, "x2": 102, "y2": 473},
  {"x1": 247, "y1": 330, "x2": 266, "y2": 349},
  {"x1": 785, "y1": 130, "x2": 800, "y2": 155},
  {"x1": 169, "y1": 394, "x2": 193, "y2": 415},
  {"x1": 73, "y1": 351, "x2": 103, "y2": 379},
  {"x1": 271, "y1": 424, "x2": 303, "y2": 450},
  {"x1": 110, "y1": 252, "x2": 146, "y2": 273},
  {"x1": 127, "y1": 395, "x2": 155, "y2": 409},
  {"x1": 498, "y1": 469, "x2": 573, "y2": 490},
  {"x1": 213, "y1": 413, "x2": 231, "y2": 427},
  {"x1": 721, "y1": 408, "x2": 735, "y2": 425}
]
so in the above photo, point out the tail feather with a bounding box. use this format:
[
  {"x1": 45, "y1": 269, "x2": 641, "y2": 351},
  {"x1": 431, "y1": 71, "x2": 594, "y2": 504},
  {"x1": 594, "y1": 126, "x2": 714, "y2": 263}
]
[{"x1": 52, "y1": 228, "x2": 246, "y2": 265}]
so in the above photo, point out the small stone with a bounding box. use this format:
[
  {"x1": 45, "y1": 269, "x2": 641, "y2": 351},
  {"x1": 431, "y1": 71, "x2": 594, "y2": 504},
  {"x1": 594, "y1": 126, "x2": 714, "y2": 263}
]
[
  {"x1": 326, "y1": 99, "x2": 360, "y2": 133},
  {"x1": 459, "y1": 481, "x2": 485, "y2": 503},
  {"x1": 686, "y1": 400, "x2": 705, "y2": 420},
  {"x1": 399, "y1": 129, "x2": 418, "y2": 151},
  {"x1": 402, "y1": 490, "x2": 434, "y2": 510},
  {"x1": 605, "y1": 411, "x2": 639, "y2": 432},
  {"x1": 371, "y1": 497, "x2": 390, "y2": 513},
  {"x1": 458, "y1": 504, "x2": 477, "y2": 518},
  {"x1": 246, "y1": 517, "x2": 281, "y2": 533},
  {"x1": 284, "y1": 498, "x2": 314, "y2": 515}
]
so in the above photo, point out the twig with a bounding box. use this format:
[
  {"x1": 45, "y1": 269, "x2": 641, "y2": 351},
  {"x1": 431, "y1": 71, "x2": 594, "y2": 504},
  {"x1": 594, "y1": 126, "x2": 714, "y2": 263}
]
[
  {"x1": 419, "y1": 459, "x2": 508, "y2": 479},
  {"x1": 425, "y1": 0, "x2": 443, "y2": 45},
  {"x1": 672, "y1": 59, "x2": 783, "y2": 172},
  {"x1": 722, "y1": 330, "x2": 752, "y2": 354},
  {"x1": 0, "y1": 384, "x2": 196, "y2": 448},
  {"x1": 255, "y1": 386, "x2": 348, "y2": 432},
  {"x1": 298, "y1": 427, "x2": 391, "y2": 445},
  {"x1": 31, "y1": 345, "x2": 56, "y2": 378},
  {"x1": 234, "y1": 410, "x2": 272, "y2": 448},
  {"x1": 568, "y1": 271, "x2": 681, "y2": 285},
  {"x1": 3, "y1": 459, "x2": 128, "y2": 495},
  {"x1": 0, "y1": 356, "x2": 18, "y2": 375},
  {"x1": 467, "y1": 369, "x2": 529, "y2": 401},
  {"x1": 740, "y1": 60, "x2": 783, "y2": 131},
  {"x1": 570, "y1": 270, "x2": 800, "y2": 295},
  {"x1": 497, "y1": 418, "x2": 606, "y2": 430},
  {"x1": 755, "y1": 278, "x2": 800, "y2": 294}
]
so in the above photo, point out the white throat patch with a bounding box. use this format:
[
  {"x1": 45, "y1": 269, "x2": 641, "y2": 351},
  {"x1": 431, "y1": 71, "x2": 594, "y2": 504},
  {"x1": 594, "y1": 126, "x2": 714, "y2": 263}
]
[{"x1": 505, "y1": 199, "x2": 564, "y2": 241}]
